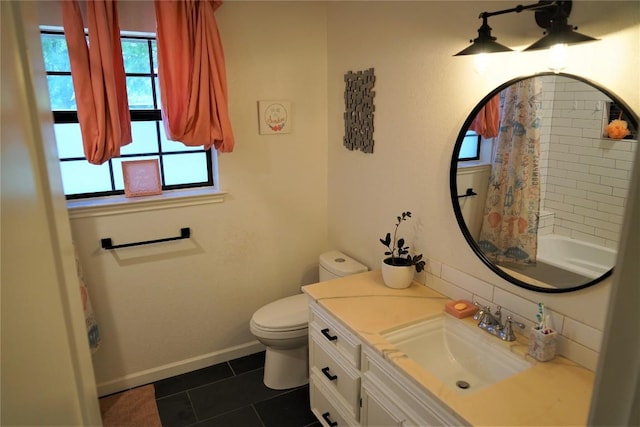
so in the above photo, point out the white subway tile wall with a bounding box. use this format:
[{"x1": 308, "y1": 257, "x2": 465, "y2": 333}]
[
  {"x1": 539, "y1": 75, "x2": 637, "y2": 249},
  {"x1": 538, "y1": 210, "x2": 555, "y2": 236}
]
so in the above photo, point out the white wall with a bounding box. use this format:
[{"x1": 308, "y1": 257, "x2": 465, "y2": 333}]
[
  {"x1": 326, "y1": 1, "x2": 639, "y2": 371},
  {"x1": 39, "y1": 1, "x2": 329, "y2": 395}
]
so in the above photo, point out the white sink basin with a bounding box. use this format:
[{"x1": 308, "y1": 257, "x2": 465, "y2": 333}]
[{"x1": 382, "y1": 315, "x2": 531, "y2": 394}]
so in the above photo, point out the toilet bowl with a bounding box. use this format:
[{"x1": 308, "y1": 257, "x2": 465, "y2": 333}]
[{"x1": 250, "y1": 250, "x2": 368, "y2": 390}]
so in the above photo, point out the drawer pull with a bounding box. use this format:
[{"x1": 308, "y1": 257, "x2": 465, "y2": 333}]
[
  {"x1": 322, "y1": 412, "x2": 338, "y2": 427},
  {"x1": 321, "y1": 366, "x2": 338, "y2": 381},
  {"x1": 321, "y1": 328, "x2": 338, "y2": 342}
]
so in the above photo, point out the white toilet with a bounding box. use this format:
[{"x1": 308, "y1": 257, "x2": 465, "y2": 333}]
[{"x1": 250, "y1": 250, "x2": 368, "y2": 390}]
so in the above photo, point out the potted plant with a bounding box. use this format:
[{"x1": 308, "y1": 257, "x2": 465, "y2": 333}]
[{"x1": 380, "y1": 211, "x2": 426, "y2": 288}]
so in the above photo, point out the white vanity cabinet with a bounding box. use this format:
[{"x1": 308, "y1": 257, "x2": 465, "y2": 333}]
[{"x1": 308, "y1": 301, "x2": 468, "y2": 427}]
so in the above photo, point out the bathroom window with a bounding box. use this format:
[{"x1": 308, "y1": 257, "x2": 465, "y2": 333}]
[
  {"x1": 458, "y1": 131, "x2": 481, "y2": 161},
  {"x1": 41, "y1": 31, "x2": 215, "y2": 200}
]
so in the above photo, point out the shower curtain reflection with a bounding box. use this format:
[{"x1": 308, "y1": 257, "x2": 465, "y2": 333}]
[{"x1": 477, "y1": 77, "x2": 542, "y2": 265}]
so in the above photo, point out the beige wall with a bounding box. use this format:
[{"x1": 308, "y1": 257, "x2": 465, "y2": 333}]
[
  {"x1": 39, "y1": 1, "x2": 329, "y2": 394},
  {"x1": 2, "y1": 2, "x2": 100, "y2": 424},
  {"x1": 326, "y1": 1, "x2": 638, "y2": 370}
]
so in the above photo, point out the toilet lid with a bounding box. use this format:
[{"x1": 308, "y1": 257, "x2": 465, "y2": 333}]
[{"x1": 252, "y1": 293, "x2": 309, "y2": 331}]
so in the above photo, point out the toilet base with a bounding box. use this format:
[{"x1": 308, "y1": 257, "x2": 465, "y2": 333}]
[{"x1": 263, "y1": 344, "x2": 309, "y2": 390}]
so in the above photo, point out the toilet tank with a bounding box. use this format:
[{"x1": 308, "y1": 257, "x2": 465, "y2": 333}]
[{"x1": 319, "y1": 250, "x2": 368, "y2": 281}]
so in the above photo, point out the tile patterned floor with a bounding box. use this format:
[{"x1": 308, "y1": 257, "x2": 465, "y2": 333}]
[{"x1": 154, "y1": 351, "x2": 321, "y2": 427}]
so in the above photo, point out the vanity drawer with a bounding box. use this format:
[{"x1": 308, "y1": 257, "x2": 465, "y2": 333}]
[
  {"x1": 310, "y1": 303, "x2": 361, "y2": 369},
  {"x1": 310, "y1": 329, "x2": 361, "y2": 420},
  {"x1": 310, "y1": 373, "x2": 359, "y2": 427}
]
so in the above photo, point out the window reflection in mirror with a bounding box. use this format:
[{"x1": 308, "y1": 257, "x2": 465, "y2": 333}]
[{"x1": 450, "y1": 73, "x2": 638, "y2": 293}]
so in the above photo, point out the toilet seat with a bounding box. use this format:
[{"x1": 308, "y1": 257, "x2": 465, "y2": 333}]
[{"x1": 251, "y1": 293, "x2": 308, "y2": 333}]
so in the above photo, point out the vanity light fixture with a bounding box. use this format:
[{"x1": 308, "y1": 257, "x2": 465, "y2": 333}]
[
  {"x1": 454, "y1": 13, "x2": 513, "y2": 56},
  {"x1": 454, "y1": 0, "x2": 599, "y2": 57}
]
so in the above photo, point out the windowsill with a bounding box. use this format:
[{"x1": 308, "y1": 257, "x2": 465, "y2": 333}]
[
  {"x1": 457, "y1": 161, "x2": 491, "y2": 170},
  {"x1": 67, "y1": 188, "x2": 227, "y2": 219}
]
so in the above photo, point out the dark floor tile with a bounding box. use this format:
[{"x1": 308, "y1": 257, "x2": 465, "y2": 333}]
[
  {"x1": 193, "y1": 405, "x2": 264, "y2": 427},
  {"x1": 228, "y1": 351, "x2": 266, "y2": 375},
  {"x1": 154, "y1": 362, "x2": 234, "y2": 398},
  {"x1": 189, "y1": 368, "x2": 283, "y2": 420},
  {"x1": 254, "y1": 385, "x2": 316, "y2": 427},
  {"x1": 155, "y1": 392, "x2": 197, "y2": 427}
]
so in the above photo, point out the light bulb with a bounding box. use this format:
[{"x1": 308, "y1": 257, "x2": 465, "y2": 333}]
[
  {"x1": 474, "y1": 53, "x2": 490, "y2": 74},
  {"x1": 548, "y1": 44, "x2": 567, "y2": 73}
]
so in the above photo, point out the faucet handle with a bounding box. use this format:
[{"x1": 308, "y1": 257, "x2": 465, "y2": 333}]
[
  {"x1": 502, "y1": 316, "x2": 525, "y2": 341},
  {"x1": 494, "y1": 305, "x2": 502, "y2": 324},
  {"x1": 473, "y1": 302, "x2": 487, "y2": 321},
  {"x1": 507, "y1": 315, "x2": 525, "y2": 329}
]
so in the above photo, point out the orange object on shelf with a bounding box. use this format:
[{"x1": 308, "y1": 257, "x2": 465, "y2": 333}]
[{"x1": 445, "y1": 300, "x2": 478, "y2": 319}]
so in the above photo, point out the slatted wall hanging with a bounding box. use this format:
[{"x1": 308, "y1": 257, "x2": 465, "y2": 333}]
[{"x1": 343, "y1": 68, "x2": 375, "y2": 153}]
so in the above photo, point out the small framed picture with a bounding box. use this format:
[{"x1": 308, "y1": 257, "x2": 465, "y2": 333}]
[
  {"x1": 122, "y1": 159, "x2": 162, "y2": 197},
  {"x1": 258, "y1": 100, "x2": 291, "y2": 134}
]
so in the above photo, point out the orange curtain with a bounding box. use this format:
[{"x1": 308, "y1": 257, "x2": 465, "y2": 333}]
[
  {"x1": 61, "y1": 0, "x2": 131, "y2": 165},
  {"x1": 154, "y1": 0, "x2": 235, "y2": 152},
  {"x1": 469, "y1": 94, "x2": 500, "y2": 139}
]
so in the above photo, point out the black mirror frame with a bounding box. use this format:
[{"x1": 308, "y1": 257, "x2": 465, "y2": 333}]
[{"x1": 450, "y1": 72, "x2": 639, "y2": 293}]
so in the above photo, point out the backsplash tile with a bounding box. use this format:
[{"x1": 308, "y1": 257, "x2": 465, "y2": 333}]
[
  {"x1": 562, "y1": 317, "x2": 603, "y2": 352},
  {"x1": 441, "y1": 265, "x2": 494, "y2": 301},
  {"x1": 426, "y1": 275, "x2": 473, "y2": 303},
  {"x1": 557, "y1": 336, "x2": 599, "y2": 371}
]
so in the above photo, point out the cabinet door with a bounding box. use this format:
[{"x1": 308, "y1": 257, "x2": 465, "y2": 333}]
[
  {"x1": 310, "y1": 374, "x2": 359, "y2": 427},
  {"x1": 361, "y1": 383, "x2": 404, "y2": 427}
]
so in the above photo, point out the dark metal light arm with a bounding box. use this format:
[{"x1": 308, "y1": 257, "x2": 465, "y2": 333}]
[
  {"x1": 455, "y1": 1, "x2": 597, "y2": 57},
  {"x1": 480, "y1": 1, "x2": 557, "y2": 20}
]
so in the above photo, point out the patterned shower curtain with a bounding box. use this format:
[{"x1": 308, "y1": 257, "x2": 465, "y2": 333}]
[{"x1": 477, "y1": 77, "x2": 542, "y2": 265}]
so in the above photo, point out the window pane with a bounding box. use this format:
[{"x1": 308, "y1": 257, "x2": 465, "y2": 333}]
[
  {"x1": 112, "y1": 156, "x2": 160, "y2": 190},
  {"x1": 47, "y1": 75, "x2": 76, "y2": 110},
  {"x1": 60, "y1": 161, "x2": 112, "y2": 195},
  {"x1": 163, "y1": 153, "x2": 208, "y2": 185},
  {"x1": 41, "y1": 33, "x2": 71, "y2": 72},
  {"x1": 154, "y1": 76, "x2": 161, "y2": 108},
  {"x1": 459, "y1": 132, "x2": 480, "y2": 160},
  {"x1": 121, "y1": 121, "x2": 160, "y2": 155},
  {"x1": 160, "y1": 125, "x2": 200, "y2": 152},
  {"x1": 126, "y1": 77, "x2": 153, "y2": 109},
  {"x1": 54, "y1": 123, "x2": 85, "y2": 158},
  {"x1": 121, "y1": 39, "x2": 151, "y2": 73},
  {"x1": 151, "y1": 40, "x2": 158, "y2": 73}
]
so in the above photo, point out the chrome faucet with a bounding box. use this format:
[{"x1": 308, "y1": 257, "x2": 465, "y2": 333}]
[{"x1": 473, "y1": 303, "x2": 524, "y2": 341}]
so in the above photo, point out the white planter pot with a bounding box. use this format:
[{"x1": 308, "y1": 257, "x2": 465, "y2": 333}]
[{"x1": 381, "y1": 258, "x2": 414, "y2": 289}]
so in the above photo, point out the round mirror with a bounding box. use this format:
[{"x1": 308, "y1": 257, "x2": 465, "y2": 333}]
[{"x1": 450, "y1": 73, "x2": 638, "y2": 293}]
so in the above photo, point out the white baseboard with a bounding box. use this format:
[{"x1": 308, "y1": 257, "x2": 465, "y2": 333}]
[{"x1": 96, "y1": 340, "x2": 265, "y2": 397}]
